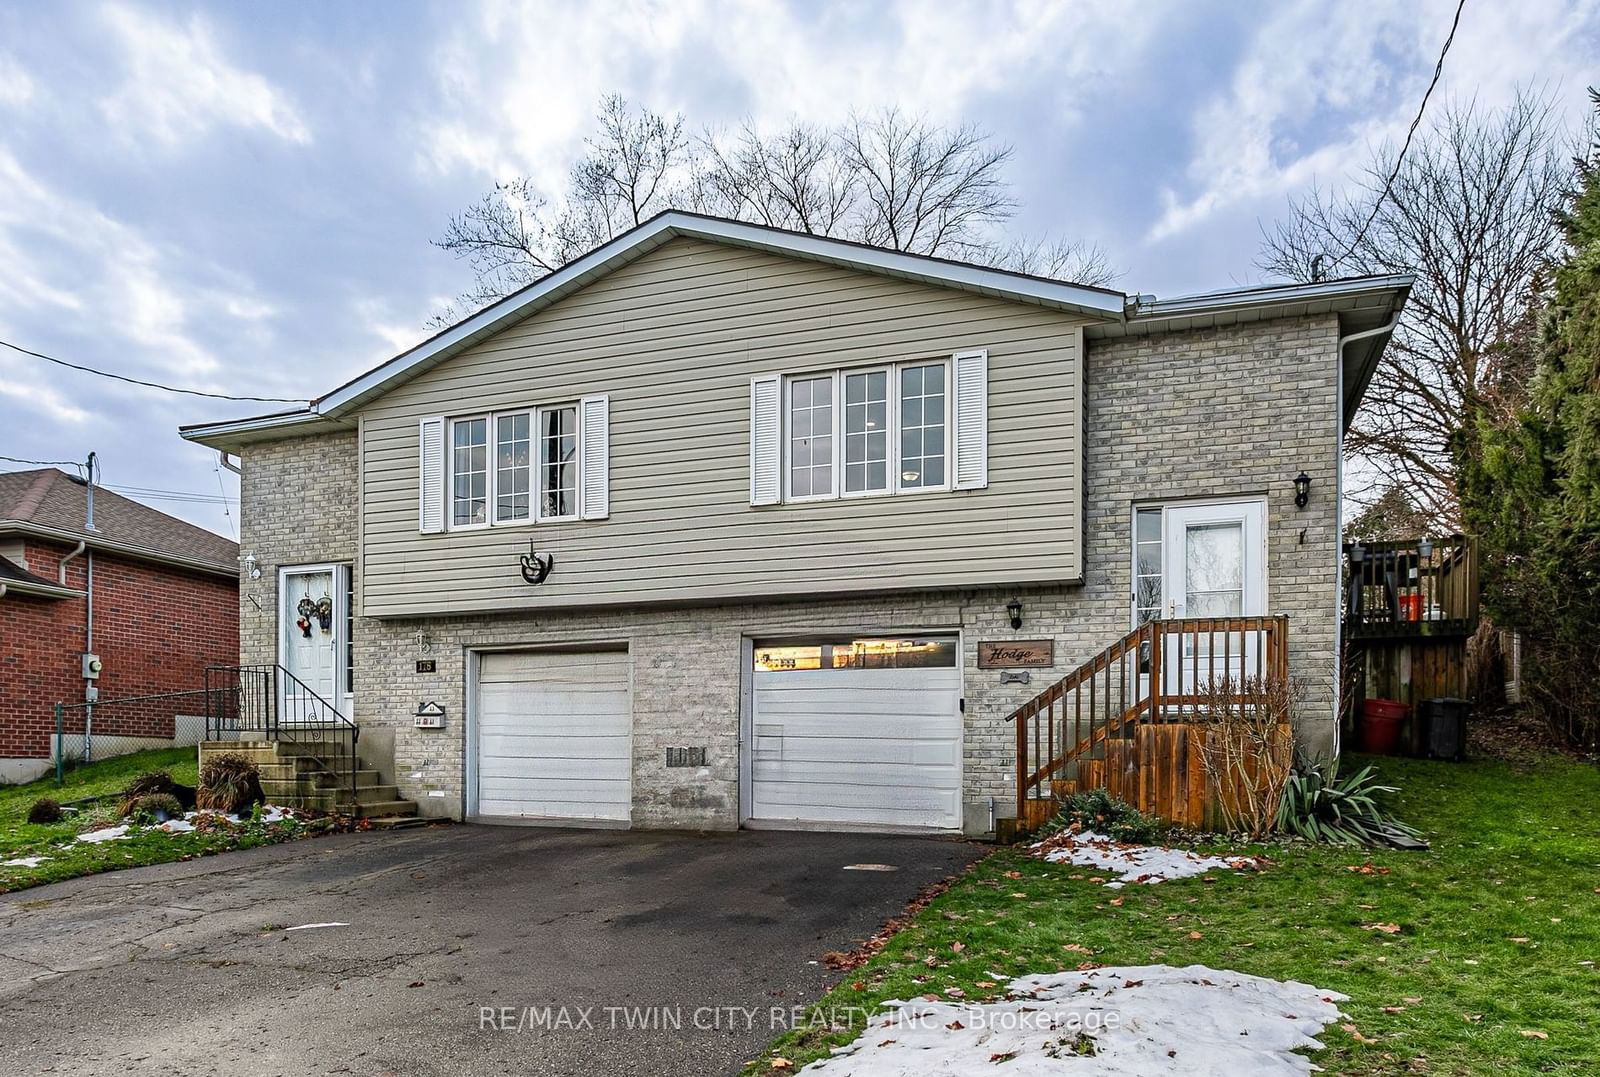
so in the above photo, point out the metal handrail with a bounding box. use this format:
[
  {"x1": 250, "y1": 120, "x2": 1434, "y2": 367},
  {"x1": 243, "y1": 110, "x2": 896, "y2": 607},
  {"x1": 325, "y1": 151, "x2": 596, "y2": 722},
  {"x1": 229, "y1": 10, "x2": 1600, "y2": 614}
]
[{"x1": 204, "y1": 664, "x2": 360, "y2": 810}]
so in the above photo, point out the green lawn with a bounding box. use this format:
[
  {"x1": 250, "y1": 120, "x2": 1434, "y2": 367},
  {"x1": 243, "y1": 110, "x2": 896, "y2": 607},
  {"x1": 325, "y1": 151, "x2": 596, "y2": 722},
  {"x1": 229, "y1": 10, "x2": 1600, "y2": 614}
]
[
  {"x1": 755, "y1": 754, "x2": 1600, "y2": 1075},
  {"x1": 0, "y1": 747, "x2": 316, "y2": 893}
]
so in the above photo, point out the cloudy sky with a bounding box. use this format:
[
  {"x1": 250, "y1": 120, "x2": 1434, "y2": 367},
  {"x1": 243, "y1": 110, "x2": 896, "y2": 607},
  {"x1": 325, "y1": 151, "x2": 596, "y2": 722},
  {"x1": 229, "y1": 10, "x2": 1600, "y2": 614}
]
[{"x1": 0, "y1": 0, "x2": 1596, "y2": 539}]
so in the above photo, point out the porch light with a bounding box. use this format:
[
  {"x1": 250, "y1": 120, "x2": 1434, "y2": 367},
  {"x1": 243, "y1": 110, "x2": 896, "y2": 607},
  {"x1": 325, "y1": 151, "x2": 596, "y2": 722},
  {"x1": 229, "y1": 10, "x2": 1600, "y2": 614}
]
[
  {"x1": 1006, "y1": 598, "x2": 1023, "y2": 630},
  {"x1": 1293, "y1": 472, "x2": 1311, "y2": 509}
]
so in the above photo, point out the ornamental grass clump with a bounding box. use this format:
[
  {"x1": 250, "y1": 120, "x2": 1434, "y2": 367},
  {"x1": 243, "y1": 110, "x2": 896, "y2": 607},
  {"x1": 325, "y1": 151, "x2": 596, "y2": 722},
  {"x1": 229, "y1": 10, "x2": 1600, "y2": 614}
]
[
  {"x1": 1277, "y1": 764, "x2": 1421, "y2": 847},
  {"x1": 128, "y1": 793, "x2": 184, "y2": 825},
  {"x1": 196, "y1": 753, "x2": 265, "y2": 814},
  {"x1": 27, "y1": 797, "x2": 63, "y2": 824}
]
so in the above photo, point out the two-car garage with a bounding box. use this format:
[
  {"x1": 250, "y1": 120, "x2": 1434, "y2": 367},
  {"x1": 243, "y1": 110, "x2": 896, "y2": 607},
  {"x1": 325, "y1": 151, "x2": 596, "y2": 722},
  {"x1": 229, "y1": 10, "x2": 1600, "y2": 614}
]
[{"x1": 469, "y1": 635, "x2": 963, "y2": 831}]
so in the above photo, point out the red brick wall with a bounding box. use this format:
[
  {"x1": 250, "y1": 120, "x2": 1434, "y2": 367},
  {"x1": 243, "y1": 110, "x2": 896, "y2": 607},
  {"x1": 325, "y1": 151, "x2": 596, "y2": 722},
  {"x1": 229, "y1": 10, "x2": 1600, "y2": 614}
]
[{"x1": 0, "y1": 539, "x2": 238, "y2": 759}]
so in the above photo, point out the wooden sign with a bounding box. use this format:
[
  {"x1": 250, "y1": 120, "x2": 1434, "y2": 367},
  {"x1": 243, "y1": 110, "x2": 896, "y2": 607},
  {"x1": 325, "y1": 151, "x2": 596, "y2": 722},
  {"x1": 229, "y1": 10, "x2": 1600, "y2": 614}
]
[{"x1": 978, "y1": 640, "x2": 1054, "y2": 669}]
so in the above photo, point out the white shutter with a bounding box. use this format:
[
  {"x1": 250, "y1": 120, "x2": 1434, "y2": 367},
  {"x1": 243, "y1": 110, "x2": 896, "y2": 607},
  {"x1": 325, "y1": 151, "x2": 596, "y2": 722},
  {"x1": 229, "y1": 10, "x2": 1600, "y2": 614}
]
[
  {"x1": 579, "y1": 395, "x2": 610, "y2": 520},
  {"x1": 952, "y1": 350, "x2": 989, "y2": 490},
  {"x1": 418, "y1": 416, "x2": 446, "y2": 533},
  {"x1": 749, "y1": 375, "x2": 782, "y2": 506}
]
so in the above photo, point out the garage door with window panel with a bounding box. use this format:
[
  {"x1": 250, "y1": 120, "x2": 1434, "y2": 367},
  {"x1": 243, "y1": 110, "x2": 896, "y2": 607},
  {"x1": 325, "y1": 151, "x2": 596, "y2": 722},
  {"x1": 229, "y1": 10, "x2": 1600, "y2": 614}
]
[
  {"x1": 748, "y1": 636, "x2": 961, "y2": 829},
  {"x1": 475, "y1": 650, "x2": 631, "y2": 822}
]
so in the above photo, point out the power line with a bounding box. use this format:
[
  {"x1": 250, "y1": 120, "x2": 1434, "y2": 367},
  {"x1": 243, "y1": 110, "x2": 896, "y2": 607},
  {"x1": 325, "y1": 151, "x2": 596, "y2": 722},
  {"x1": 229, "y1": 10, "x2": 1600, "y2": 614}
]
[
  {"x1": 1333, "y1": 0, "x2": 1467, "y2": 271},
  {"x1": 0, "y1": 338, "x2": 310, "y2": 404},
  {"x1": 211, "y1": 459, "x2": 238, "y2": 540},
  {"x1": 0, "y1": 453, "x2": 84, "y2": 470}
]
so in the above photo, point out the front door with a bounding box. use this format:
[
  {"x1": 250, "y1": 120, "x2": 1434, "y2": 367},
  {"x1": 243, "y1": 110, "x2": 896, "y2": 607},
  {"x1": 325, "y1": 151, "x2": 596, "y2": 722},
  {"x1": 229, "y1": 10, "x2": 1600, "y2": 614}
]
[
  {"x1": 279, "y1": 565, "x2": 349, "y2": 721},
  {"x1": 1133, "y1": 500, "x2": 1267, "y2": 700},
  {"x1": 1161, "y1": 500, "x2": 1266, "y2": 697}
]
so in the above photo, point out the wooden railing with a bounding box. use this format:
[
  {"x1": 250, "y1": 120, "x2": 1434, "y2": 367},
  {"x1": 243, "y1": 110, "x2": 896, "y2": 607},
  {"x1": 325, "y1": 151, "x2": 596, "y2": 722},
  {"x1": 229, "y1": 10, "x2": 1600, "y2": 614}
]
[
  {"x1": 1344, "y1": 535, "x2": 1478, "y2": 638},
  {"x1": 1008, "y1": 616, "x2": 1289, "y2": 829}
]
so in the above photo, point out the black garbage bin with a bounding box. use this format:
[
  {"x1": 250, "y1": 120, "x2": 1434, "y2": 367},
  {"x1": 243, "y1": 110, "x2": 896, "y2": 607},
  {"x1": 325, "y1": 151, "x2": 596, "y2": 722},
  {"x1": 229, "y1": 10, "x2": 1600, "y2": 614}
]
[{"x1": 1420, "y1": 697, "x2": 1472, "y2": 761}]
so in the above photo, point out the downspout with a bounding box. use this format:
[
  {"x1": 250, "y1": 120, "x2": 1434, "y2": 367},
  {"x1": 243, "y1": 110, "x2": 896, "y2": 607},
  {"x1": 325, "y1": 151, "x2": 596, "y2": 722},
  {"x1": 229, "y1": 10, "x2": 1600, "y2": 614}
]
[
  {"x1": 1333, "y1": 311, "x2": 1403, "y2": 759},
  {"x1": 58, "y1": 540, "x2": 86, "y2": 585}
]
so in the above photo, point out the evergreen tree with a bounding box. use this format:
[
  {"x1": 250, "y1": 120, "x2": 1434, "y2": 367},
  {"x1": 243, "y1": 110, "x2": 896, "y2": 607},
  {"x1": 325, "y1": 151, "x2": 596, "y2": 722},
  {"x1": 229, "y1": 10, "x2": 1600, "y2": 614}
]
[{"x1": 1460, "y1": 90, "x2": 1600, "y2": 747}]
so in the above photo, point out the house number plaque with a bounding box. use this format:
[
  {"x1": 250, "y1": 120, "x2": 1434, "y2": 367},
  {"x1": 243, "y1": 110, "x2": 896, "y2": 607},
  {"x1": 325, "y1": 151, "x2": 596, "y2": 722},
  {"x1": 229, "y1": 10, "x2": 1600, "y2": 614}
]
[{"x1": 977, "y1": 640, "x2": 1054, "y2": 669}]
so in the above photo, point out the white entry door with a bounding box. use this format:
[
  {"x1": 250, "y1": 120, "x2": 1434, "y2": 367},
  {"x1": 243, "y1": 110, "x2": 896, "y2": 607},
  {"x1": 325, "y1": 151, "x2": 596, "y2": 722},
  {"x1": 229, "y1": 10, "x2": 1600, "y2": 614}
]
[
  {"x1": 1159, "y1": 500, "x2": 1266, "y2": 696},
  {"x1": 474, "y1": 650, "x2": 632, "y2": 823},
  {"x1": 747, "y1": 636, "x2": 962, "y2": 830},
  {"x1": 278, "y1": 564, "x2": 349, "y2": 720}
]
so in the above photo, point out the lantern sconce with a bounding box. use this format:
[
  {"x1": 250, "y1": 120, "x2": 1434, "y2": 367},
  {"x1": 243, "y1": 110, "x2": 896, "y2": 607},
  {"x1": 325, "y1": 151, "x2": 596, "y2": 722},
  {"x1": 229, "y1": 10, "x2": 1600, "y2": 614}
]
[
  {"x1": 1006, "y1": 598, "x2": 1024, "y2": 631},
  {"x1": 1293, "y1": 471, "x2": 1311, "y2": 510},
  {"x1": 240, "y1": 552, "x2": 261, "y2": 580}
]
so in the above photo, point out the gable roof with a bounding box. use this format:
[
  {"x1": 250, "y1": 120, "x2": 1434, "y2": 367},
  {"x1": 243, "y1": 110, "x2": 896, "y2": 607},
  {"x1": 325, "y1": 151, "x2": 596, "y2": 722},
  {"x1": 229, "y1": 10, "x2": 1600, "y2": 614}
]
[
  {"x1": 0, "y1": 469, "x2": 237, "y2": 577},
  {"x1": 180, "y1": 211, "x2": 1412, "y2": 449}
]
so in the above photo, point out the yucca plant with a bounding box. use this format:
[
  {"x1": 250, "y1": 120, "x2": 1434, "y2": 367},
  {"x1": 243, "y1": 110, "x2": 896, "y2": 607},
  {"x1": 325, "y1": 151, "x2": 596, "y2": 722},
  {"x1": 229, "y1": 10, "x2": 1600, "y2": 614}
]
[{"x1": 1277, "y1": 764, "x2": 1420, "y2": 847}]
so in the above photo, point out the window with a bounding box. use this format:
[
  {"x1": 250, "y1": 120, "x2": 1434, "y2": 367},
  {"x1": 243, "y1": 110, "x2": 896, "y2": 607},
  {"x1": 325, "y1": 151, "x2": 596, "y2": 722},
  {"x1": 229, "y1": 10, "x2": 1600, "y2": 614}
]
[
  {"x1": 753, "y1": 636, "x2": 959, "y2": 672},
  {"x1": 843, "y1": 369, "x2": 889, "y2": 494},
  {"x1": 451, "y1": 418, "x2": 488, "y2": 526},
  {"x1": 1134, "y1": 507, "x2": 1163, "y2": 625},
  {"x1": 898, "y1": 363, "x2": 946, "y2": 490},
  {"x1": 449, "y1": 404, "x2": 582, "y2": 529},
  {"x1": 495, "y1": 413, "x2": 531, "y2": 523},
  {"x1": 540, "y1": 405, "x2": 578, "y2": 519},
  {"x1": 778, "y1": 358, "x2": 952, "y2": 504},
  {"x1": 788, "y1": 375, "x2": 834, "y2": 499}
]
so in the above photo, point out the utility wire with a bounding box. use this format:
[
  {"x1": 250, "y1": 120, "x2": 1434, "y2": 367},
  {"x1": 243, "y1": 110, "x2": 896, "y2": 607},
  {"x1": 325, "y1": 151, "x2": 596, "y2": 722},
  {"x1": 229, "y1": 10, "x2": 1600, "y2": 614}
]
[
  {"x1": 0, "y1": 338, "x2": 311, "y2": 404},
  {"x1": 211, "y1": 458, "x2": 238, "y2": 540},
  {"x1": 1, "y1": 453, "x2": 84, "y2": 471},
  {"x1": 1333, "y1": 0, "x2": 1467, "y2": 271}
]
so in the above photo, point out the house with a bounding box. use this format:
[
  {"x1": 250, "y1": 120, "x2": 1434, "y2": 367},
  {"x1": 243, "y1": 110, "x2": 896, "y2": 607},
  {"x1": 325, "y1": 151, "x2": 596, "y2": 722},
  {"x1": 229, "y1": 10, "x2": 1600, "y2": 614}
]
[
  {"x1": 0, "y1": 468, "x2": 240, "y2": 783},
  {"x1": 180, "y1": 211, "x2": 1411, "y2": 836}
]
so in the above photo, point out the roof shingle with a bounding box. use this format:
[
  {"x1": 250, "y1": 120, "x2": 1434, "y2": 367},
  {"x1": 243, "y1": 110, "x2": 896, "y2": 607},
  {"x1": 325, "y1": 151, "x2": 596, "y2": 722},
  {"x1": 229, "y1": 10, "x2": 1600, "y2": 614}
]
[{"x1": 0, "y1": 469, "x2": 236, "y2": 574}]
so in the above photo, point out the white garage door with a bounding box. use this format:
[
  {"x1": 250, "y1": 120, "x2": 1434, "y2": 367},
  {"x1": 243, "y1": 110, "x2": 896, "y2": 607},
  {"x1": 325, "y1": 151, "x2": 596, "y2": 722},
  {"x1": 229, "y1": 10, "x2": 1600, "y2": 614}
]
[
  {"x1": 749, "y1": 636, "x2": 961, "y2": 830},
  {"x1": 475, "y1": 650, "x2": 631, "y2": 822}
]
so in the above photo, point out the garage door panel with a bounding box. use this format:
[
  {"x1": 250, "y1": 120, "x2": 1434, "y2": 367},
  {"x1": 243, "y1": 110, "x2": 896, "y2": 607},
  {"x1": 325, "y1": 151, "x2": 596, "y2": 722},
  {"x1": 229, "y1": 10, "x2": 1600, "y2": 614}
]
[
  {"x1": 749, "y1": 641, "x2": 961, "y2": 830},
  {"x1": 475, "y1": 650, "x2": 631, "y2": 823}
]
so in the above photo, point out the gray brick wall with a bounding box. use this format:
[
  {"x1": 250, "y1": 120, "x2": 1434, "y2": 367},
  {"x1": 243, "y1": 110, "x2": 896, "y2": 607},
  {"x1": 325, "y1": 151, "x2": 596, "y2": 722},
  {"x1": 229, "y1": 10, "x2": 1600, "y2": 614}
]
[{"x1": 236, "y1": 314, "x2": 1341, "y2": 833}]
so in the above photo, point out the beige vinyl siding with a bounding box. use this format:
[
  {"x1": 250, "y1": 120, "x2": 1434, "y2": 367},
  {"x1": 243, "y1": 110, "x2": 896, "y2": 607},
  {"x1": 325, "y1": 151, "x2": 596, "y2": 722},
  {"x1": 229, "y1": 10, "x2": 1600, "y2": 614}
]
[{"x1": 359, "y1": 236, "x2": 1088, "y2": 617}]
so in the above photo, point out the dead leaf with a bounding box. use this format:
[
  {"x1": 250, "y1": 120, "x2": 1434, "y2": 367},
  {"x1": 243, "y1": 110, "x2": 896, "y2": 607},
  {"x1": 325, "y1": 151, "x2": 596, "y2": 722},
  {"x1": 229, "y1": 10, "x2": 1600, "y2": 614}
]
[
  {"x1": 1076, "y1": 961, "x2": 1106, "y2": 971},
  {"x1": 850, "y1": 981, "x2": 866, "y2": 991},
  {"x1": 406, "y1": 981, "x2": 424, "y2": 988},
  {"x1": 1003, "y1": 870, "x2": 1023, "y2": 879},
  {"x1": 1009, "y1": 892, "x2": 1029, "y2": 899},
  {"x1": 975, "y1": 981, "x2": 996, "y2": 989},
  {"x1": 1110, "y1": 897, "x2": 1125, "y2": 907},
  {"x1": 951, "y1": 941, "x2": 965, "y2": 953},
  {"x1": 1403, "y1": 997, "x2": 1422, "y2": 1004},
  {"x1": 1062, "y1": 943, "x2": 1095, "y2": 954},
  {"x1": 1383, "y1": 1006, "x2": 1405, "y2": 1014},
  {"x1": 989, "y1": 1053, "x2": 1018, "y2": 1063},
  {"x1": 1123, "y1": 979, "x2": 1144, "y2": 988},
  {"x1": 1463, "y1": 1014, "x2": 1482, "y2": 1023},
  {"x1": 1519, "y1": 1029, "x2": 1549, "y2": 1040},
  {"x1": 1362, "y1": 922, "x2": 1402, "y2": 935},
  {"x1": 1187, "y1": 931, "x2": 1204, "y2": 940},
  {"x1": 770, "y1": 1060, "x2": 794, "y2": 1071},
  {"x1": 1510, "y1": 937, "x2": 1531, "y2": 944},
  {"x1": 946, "y1": 1020, "x2": 964, "y2": 1030},
  {"x1": 1341, "y1": 1023, "x2": 1376, "y2": 1044}
]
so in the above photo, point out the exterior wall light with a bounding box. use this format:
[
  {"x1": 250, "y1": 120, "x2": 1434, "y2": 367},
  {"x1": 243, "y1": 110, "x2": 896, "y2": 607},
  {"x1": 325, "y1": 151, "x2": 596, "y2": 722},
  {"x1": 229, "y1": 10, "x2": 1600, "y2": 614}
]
[
  {"x1": 1293, "y1": 472, "x2": 1311, "y2": 509},
  {"x1": 1006, "y1": 598, "x2": 1023, "y2": 630},
  {"x1": 240, "y1": 552, "x2": 261, "y2": 580}
]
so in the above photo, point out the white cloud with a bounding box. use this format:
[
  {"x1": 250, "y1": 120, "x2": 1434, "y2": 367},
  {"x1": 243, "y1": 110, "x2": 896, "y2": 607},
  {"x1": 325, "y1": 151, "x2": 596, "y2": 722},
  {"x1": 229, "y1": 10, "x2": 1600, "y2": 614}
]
[
  {"x1": 0, "y1": 54, "x2": 33, "y2": 107},
  {"x1": 1147, "y1": 0, "x2": 1600, "y2": 243},
  {"x1": 97, "y1": 3, "x2": 310, "y2": 147},
  {"x1": 0, "y1": 147, "x2": 280, "y2": 393},
  {"x1": 416, "y1": 0, "x2": 1152, "y2": 192}
]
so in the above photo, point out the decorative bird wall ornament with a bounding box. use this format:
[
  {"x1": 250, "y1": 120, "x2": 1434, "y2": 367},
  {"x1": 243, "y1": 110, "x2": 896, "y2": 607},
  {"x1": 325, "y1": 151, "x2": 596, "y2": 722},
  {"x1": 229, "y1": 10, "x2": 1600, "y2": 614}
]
[{"x1": 520, "y1": 547, "x2": 555, "y2": 585}]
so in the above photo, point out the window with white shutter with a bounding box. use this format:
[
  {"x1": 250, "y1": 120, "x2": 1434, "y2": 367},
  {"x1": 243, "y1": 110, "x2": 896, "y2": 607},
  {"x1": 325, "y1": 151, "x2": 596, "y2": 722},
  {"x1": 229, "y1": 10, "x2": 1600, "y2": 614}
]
[
  {"x1": 418, "y1": 416, "x2": 446, "y2": 533},
  {"x1": 952, "y1": 349, "x2": 989, "y2": 490},
  {"x1": 749, "y1": 375, "x2": 782, "y2": 505},
  {"x1": 579, "y1": 395, "x2": 609, "y2": 520}
]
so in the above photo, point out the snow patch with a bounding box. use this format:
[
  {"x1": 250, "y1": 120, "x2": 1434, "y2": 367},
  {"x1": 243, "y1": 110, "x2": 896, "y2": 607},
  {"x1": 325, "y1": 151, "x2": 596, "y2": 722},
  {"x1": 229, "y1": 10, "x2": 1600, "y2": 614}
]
[
  {"x1": 803, "y1": 964, "x2": 1346, "y2": 1075},
  {"x1": 1036, "y1": 830, "x2": 1260, "y2": 888},
  {"x1": 74, "y1": 824, "x2": 132, "y2": 844},
  {"x1": 70, "y1": 806, "x2": 298, "y2": 845},
  {"x1": 2, "y1": 855, "x2": 50, "y2": 868}
]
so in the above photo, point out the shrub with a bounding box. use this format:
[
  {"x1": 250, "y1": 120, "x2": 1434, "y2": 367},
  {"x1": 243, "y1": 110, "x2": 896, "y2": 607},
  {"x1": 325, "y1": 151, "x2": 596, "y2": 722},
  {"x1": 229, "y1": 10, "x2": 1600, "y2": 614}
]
[
  {"x1": 128, "y1": 793, "x2": 184, "y2": 824},
  {"x1": 1044, "y1": 789, "x2": 1164, "y2": 844},
  {"x1": 1277, "y1": 764, "x2": 1421, "y2": 847},
  {"x1": 197, "y1": 753, "x2": 265, "y2": 814},
  {"x1": 119, "y1": 771, "x2": 176, "y2": 817},
  {"x1": 27, "y1": 797, "x2": 63, "y2": 824}
]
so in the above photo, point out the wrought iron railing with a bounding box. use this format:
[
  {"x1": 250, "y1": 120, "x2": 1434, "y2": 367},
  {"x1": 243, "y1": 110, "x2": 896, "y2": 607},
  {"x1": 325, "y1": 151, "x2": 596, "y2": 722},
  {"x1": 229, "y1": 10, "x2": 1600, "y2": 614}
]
[
  {"x1": 1008, "y1": 616, "x2": 1289, "y2": 827},
  {"x1": 1343, "y1": 535, "x2": 1478, "y2": 638},
  {"x1": 204, "y1": 664, "x2": 360, "y2": 809}
]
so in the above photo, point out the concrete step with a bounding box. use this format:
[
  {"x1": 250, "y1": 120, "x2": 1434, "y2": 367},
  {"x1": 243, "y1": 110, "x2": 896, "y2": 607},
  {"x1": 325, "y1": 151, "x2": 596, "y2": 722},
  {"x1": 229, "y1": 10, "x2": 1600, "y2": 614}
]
[{"x1": 342, "y1": 799, "x2": 419, "y2": 820}]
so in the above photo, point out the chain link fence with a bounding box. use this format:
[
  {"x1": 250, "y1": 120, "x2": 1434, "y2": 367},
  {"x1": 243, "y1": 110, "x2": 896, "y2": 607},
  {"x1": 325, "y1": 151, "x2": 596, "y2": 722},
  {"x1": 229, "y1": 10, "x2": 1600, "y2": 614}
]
[{"x1": 53, "y1": 689, "x2": 242, "y2": 781}]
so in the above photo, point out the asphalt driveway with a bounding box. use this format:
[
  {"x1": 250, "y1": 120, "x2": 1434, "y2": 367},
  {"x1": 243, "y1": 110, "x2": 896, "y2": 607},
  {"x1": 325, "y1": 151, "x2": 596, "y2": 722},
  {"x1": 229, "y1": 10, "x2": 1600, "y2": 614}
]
[{"x1": 0, "y1": 825, "x2": 985, "y2": 1076}]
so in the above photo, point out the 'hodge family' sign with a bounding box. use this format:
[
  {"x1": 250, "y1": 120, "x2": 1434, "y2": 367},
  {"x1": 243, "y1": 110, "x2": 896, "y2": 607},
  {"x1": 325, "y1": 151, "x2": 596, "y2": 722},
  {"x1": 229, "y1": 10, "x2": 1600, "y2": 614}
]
[{"x1": 977, "y1": 640, "x2": 1054, "y2": 669}]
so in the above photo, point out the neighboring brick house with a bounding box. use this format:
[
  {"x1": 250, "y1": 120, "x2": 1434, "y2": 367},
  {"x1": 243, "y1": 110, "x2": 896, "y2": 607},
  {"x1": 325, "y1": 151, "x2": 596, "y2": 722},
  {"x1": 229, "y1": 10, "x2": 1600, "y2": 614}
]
[
  {"x1": 181, "y1": 211, "x2": 1411, "y2": 835},
  {"x1": 0, "y1": 469, "x2": 239, "y2": 783}
]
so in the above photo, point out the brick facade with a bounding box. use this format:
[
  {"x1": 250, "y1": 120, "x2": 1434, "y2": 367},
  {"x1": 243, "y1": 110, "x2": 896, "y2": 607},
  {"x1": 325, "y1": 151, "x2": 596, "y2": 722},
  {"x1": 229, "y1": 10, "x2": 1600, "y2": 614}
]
[
  {"x1": 236, "y1": 314, "x2": 1342, "y2": 834},
  {"x1": 1, "y1": 538, "x2": 239, "y2": 768}
]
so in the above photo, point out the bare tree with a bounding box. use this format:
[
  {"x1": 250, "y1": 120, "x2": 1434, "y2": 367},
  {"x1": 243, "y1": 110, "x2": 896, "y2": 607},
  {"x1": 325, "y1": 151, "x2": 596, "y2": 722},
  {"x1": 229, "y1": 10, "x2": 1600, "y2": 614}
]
[
  {"x1": 1259, "y1": 91, "x2": 1567, "y2": 524},
  {"x1": 434, "y1": 95, "x2": 1118, "y2": 323}
]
